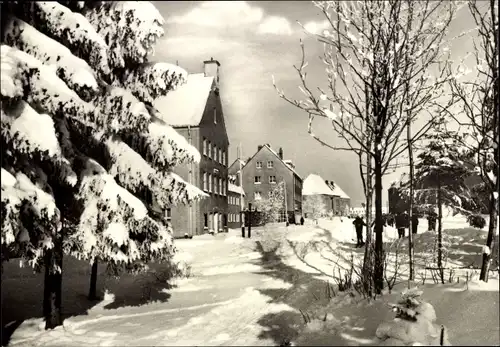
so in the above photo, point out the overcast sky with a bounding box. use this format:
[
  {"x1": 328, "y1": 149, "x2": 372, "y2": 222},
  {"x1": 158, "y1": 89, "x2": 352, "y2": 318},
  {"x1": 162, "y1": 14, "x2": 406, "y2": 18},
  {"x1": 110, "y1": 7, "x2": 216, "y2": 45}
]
[{"x1": 152, "y1": 1, "x2": 476, "y2": 207}]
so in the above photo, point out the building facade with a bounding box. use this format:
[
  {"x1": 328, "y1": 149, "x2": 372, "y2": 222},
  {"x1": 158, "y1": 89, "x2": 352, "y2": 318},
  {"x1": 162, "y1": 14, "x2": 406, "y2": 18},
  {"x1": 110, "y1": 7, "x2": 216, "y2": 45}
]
[
  {"x1": 241, "y1": 144, "x2": 303, "y2": 224},
  {"x1": 153, "y1": 58, "x2": 230, "y2": 238},
  {"x1": 227, "y1": 179, "x2": 245, "y2": 229},
  {"x1": 228, "y1": 158, "x2": 245, "y2": 186}
]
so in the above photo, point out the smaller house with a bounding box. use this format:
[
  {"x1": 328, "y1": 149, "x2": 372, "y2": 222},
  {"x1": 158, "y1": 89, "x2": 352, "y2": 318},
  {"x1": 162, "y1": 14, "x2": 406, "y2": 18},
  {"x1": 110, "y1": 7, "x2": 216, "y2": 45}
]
[
  {"x1": 228, "y1": 158, "x2": 246, "y2": 186},
  {"x1": 227, "y1": 176, "x2": 245, "y2": 229},
  {"x1": 303, "y1": 174, "x2": 351, "y2": 217},
  {"x1": 302, "y1": 174, "x2": 337, "y2": 218}
]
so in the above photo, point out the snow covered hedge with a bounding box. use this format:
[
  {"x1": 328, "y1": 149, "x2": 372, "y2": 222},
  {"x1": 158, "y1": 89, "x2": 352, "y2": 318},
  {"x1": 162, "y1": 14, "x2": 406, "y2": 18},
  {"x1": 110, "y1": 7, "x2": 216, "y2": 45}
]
[{"x1": 0, "y1": 1, "x2": 206, "y2": 274}]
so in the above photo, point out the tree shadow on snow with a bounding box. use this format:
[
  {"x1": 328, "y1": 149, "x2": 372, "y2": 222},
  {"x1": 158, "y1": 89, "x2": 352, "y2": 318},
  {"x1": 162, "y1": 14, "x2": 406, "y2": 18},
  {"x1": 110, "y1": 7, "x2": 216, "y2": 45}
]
[
  {"x1": 1, "y1": 257, "x2": 177, "y2": 345},
  {"x1": 1, "y1": 256, "x2": 101, "y2": 346},
  {"x1": 251, "y1": 241, "x2": 377, "y2": 346}
]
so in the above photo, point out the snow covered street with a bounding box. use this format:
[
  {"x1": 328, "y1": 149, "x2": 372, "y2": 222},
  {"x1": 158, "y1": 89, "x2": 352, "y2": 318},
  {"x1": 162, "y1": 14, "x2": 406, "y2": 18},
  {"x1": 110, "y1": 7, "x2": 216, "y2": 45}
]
[{"x1": 2, "y1": 219, "x2": 499, "y2": 346}]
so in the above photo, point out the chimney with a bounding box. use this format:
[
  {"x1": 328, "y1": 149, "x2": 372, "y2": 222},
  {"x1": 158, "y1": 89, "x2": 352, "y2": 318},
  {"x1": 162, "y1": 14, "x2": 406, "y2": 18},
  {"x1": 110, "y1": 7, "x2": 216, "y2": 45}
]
[
  {"x1": 258, "y1": 145, "x2": 263, "y2": 151},
  {"x1": 204, "y1": 57, "x2": 220, "y2": 91},
  {"x1": 278, "y1": 147, "x2": 283, "y2": 160}
]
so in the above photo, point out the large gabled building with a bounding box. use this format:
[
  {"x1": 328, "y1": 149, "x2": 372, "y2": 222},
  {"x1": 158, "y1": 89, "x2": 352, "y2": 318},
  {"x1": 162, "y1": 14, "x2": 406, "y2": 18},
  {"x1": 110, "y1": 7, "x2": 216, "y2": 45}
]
[
  {"x1": 241, "y1": 144, "x2": 303, "y2": 224},
  {"x1": 153, "y1": 58, "x2": 229, "y2": 238}
]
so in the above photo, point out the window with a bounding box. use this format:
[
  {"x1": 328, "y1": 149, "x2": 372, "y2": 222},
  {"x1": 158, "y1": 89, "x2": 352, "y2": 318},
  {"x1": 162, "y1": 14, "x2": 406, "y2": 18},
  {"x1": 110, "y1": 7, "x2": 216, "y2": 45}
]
[
  {"x1": 204, "y1": 213, "x2": 208, "y2": 228},
  {"x1": 254, "y1": 191, "x2": 262, "y2": 200},
  {"x1": 208, "y1": 141, "x2": 212, "y2": 158},
  {"x1": 256, "y1": 161, "x2": 262, "y2": 169},
  {"x1": 222, "y1": 151, "x2": 226, "y2": 166},
  {"x1": 203, "y1": 172, "x2": 208, "y2": 191},
  {"x1": 237, "y1": 214, "x2": 240, "y2": 223},
  {"x1": 237, "y1": 197, "x2": 240, "y2": 206},
  {"x1": 222, "y1": 179, "x2": 225, "y2": 196},
  {"x1": 254, "y1": 176, "x2": 261, "y2": 184},
  {"x1": 214, "y1": 176, "x2": 219, "y2": 194},
  {"x1": 208, "y1": 174, "x2": 212, "y2": 192},
  {"x1": 219, "y1": 178, "x2": 222, "y2": 195},
  {"x1": 214, "y1": 145, "x2": 218, "y2": 162},
  {"x1": 267, "y1": 161, "x2": 274, "y2": 168},
  {"x1": 269, "y1": 175, "x2": 276, "y2": 184},
  {"x1": 219, "y1": 149, "x2": 222, "y2": 164},
  {"x1": 166, "y1": 208, "x2": 172, "y2": 221},
  {"x1": 203, "y1": 138, "x2": 207, "y2": 155},
  {"x1": 214, "y1": 108, "x2": 217, "y2": 124}
]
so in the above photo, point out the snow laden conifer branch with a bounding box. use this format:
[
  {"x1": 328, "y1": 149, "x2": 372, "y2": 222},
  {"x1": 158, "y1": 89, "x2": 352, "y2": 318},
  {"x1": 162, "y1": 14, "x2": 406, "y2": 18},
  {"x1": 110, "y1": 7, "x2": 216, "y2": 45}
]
[
  {"x1": 1, "y1": 1, "x2": 205, "y2": 329},
  {"x1": 1, "y1": 168, "x2": 61, "y2": 271},
  {"x1": 6, "y1": 1, "x2": 111, "y2": 77}
]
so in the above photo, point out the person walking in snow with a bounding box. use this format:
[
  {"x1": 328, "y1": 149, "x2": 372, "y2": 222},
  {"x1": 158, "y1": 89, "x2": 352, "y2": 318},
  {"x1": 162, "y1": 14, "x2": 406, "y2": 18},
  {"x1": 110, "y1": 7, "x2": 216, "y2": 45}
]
[
  {"x1": 300, "y1": 216, "x2": 304, "y2": 225},
  {"x1": 395, "y1": 212, "x2": 406, "y2": 239},
  {"x1": 353, "y1": 216, "x2": 366, "y2": 247},
  {"x1": 412, "y1": 213, "x2": 419, "y2": 234},
  {"x1": 427, "y1": 211, "x2": 437, "y2": 231}
]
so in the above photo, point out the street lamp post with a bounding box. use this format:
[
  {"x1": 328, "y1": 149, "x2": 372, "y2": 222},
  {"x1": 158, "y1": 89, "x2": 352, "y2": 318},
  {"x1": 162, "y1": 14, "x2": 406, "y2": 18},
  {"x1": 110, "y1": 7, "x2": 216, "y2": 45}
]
[{"x1": 282, "y1": 178, "x2": 288, "y2": 226}]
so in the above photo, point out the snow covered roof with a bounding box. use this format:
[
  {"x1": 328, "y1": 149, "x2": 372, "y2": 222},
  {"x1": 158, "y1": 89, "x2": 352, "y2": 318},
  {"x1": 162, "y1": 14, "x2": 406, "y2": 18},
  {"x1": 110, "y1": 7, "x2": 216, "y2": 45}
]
[
  {"x1": 302, "y1": 174, "x2": 350, "y2": 199},
  {"x1": 303, "y1": 174, "x2": 337, "y2": 196},
  {"x1": 152, "y1": 73, "x2": 214, "y2": 127},
  {"x1": 228, "y1": 183, "x2": 245, "y2": 196},
  {"x1": 330, "y1": 184, "x2": 350, "y2": 199}
]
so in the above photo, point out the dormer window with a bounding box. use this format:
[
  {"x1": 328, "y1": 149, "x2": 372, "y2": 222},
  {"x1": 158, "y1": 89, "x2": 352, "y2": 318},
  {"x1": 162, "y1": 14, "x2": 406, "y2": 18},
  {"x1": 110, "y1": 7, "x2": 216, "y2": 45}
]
[{"x1": 214, "y1": 108, "x2": 217, "y2": 124}]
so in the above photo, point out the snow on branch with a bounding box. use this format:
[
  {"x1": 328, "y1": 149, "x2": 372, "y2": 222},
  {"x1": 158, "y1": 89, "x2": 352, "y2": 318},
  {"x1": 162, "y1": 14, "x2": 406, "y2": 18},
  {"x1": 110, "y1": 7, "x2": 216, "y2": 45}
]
[
  {"x1": 1, "y1": 102, "x2": 77, "y2": 186},
  {"x1": 2, "y1": 16, "x2": 99, "y2": 96},
  {"x1": 124, "y1": 116, "x2": 201, "y2": 173},
  {"x1": 1, "y1": 45, "x2": 95, "y2": 125},
  {"x1": 12, "y1": 2, "x2": 110, "y2": 76},
  {"x1": 116, "y1": 62, "x2": 188, "y2": 105},
  {"x1": 105, "y1": 137, "x2": 207, "y2": 213},
  {"x1": 93, "y1": 86, "x2": 151, "y2": 134},
  {"x1": 72, "y1": 158, "x2": 175, "y2": 266},
  {"x1": 1, "y1": 168, "x2": 61, "y2": 270},
  {"x1": 86, "y1": 1, "x2": 165, "y2": 68},
  {"x1": 0, "y1": 45, "x2": 24, "y2": 99}
]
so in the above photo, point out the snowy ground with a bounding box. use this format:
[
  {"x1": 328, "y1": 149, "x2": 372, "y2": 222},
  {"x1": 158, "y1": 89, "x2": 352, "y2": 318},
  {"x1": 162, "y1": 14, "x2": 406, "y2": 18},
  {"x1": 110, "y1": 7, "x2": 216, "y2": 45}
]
[{"x1": 2, "y1": 218, "x2": 499, "y2": 346}]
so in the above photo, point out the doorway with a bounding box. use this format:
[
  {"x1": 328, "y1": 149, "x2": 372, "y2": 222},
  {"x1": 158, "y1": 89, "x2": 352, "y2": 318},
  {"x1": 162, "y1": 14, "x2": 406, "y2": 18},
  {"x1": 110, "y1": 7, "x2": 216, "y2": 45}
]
[{"x1": 213, "y1": 212, "x2": 219, "y2": 233}]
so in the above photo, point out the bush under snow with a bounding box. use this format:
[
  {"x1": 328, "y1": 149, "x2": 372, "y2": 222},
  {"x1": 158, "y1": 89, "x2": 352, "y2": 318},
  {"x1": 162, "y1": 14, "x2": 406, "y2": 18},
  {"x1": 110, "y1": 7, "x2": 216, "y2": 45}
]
[{"x1": 375, "y1": 288, "x2": 450, "y2": 346}]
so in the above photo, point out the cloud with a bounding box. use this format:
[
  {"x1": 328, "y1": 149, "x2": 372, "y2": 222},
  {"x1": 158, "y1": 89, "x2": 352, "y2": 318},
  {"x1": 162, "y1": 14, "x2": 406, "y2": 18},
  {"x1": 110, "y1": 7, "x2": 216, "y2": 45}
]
[
  {"x1": 166, "y1": 1, "x2": 293, "y2": 36},
  {"x1": 257, "y1": 16, "x2": 293, "y2": 36},
  {"x1": 302, "y1": 19, "x2": 330, "y2": 34}
]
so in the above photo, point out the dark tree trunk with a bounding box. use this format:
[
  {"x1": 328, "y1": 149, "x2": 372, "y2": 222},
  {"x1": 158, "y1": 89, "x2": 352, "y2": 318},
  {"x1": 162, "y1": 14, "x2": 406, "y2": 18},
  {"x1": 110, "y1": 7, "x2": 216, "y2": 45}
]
[
  {"x1": 362, "y1": 69, "x2": 374, "y2": 297},
  {"x1": 407, "y1": 126, "x2": 415, "y2": 282},
  {"x1": 480, "y1": 193, "x2": 498, "y2": 281},
  {"x1": 373, "y1": 158, "x2": 384, "y2": 294},
  {"x1": 481, "y1": 0, "x2": 500, "y2": 281},
  {"x1": 88, "y1": 259, "x2": 99, "y2": 300},
  {"x1": 43, "y1": 241, "x2": 63, "y2": 330},
  {"x1": 437, "y1": 174, "x2": 444, "y2": 284},
  {"x1": 363, "y1": 152, "x2": 373, "y2": 297}
]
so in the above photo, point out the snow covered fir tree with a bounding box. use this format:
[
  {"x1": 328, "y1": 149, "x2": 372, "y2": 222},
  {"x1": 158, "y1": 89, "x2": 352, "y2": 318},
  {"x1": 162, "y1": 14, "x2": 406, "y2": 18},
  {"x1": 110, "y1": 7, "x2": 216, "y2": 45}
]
[
  {"x1": 0, "y1": 1, "x2": 205, "y2": 329},
  {"x1": 376, "y1": 288, "x2": 450, "y2": 346}
]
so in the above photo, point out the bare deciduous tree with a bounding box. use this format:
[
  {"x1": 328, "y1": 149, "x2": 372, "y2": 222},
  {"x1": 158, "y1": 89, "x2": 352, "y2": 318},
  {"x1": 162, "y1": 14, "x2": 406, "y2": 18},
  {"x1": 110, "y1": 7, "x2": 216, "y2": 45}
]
[
  {"x1": 273, "y1": 0, "x2": 460, "y2": 293},
  {"x1": 448, "y1": 0, "x2": 499, "y2": 282},
  {"x1": 303, "y1": 195, "x2": 328, "y2": 224}
]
